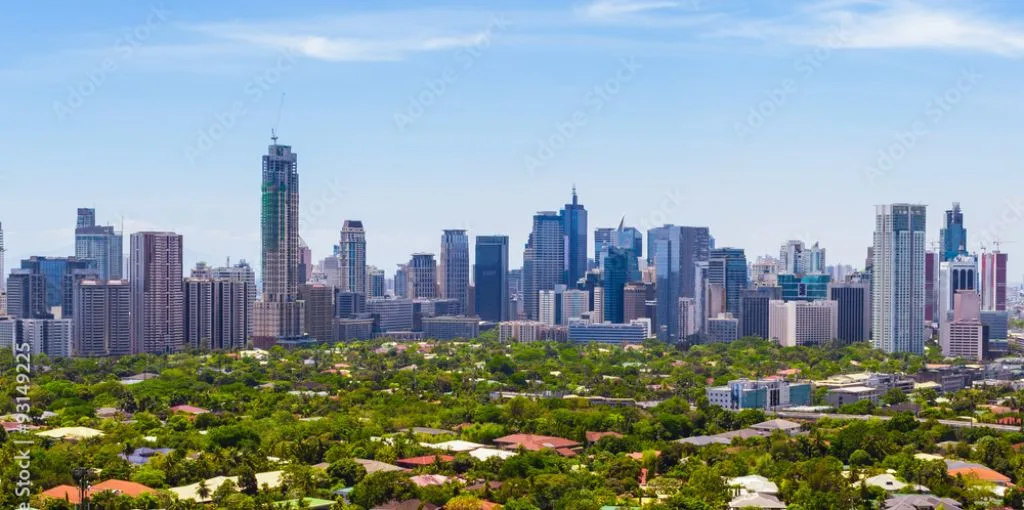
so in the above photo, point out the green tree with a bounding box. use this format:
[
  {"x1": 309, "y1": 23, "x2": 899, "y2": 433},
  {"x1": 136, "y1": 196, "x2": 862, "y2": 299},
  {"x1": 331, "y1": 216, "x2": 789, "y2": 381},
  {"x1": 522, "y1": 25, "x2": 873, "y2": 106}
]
[
  {"x1": 327, "y1": 458, "x2": 367, "y2": 487},
  {"x1": 350, "y1": 472, "x2": 417, "y2": 508}
]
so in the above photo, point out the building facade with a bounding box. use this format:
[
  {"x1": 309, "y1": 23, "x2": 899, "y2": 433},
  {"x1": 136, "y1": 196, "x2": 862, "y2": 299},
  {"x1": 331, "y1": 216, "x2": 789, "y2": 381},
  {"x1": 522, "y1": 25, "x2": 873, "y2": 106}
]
[
  {"x1": 339, "y1": 220, "x2": 367, "y2": 295},
  {"x1": 561, "y1": 188, "x2": 588, "y2": 287},
  {"x1": 439, "y1": 229, "x2": 470, "y2": 313},
  {"x1": 523, "y1": 212, "x2": 565, "y2": 320},
  {"x1": 130, "y1": 232, "x2": 184, "y2": 354},
  {"x1": 768, "y1": 299, "x2": 838, "y2": 347},
  {"x1": 943, "y1": 290, "x2": 984, "y2": 360},
  {"x1": 939, "y1": 202, "x2": 968, "y2": 262},
  {"x1": 73, "y1": 278, "x2": 131, "y2": 356},
  {"x1": 423, "y1": 316, "x2": 480, "y2": 340},
  {"x1": 649, "y1": 225, "x2": 711, "y2": 342},
  {"x1": 567, "y1": 319, "x2": 646, "y2": 344},
  {"x1": 184, "y1": 277, "x2": 249, "y2": 350},
  {"x1": 872, "y1": 204, "x2": 927, "y2": 354},
  {"x1": 74, "y1": 208, "x2": 124, "y2": 281},
  {"x1": 740, "y1": 286, "x2": 782, "y2": 339},
  {"x1": 829, "y1": 282, "x2": 870, "y2": 344},
  {"x1": 298, "y1": 283, "x2": 335, "y2": 343},
  {"x1": 408, "y1": 253, "x2": 439, "y2": 300},
  {"x1": 474, "y1": 235, "x2": 509, "y2": 322},
  {"x1": 980, "y1": 251, "x2": 1008, "y2": 312},
  {"x1": 709, "y1": 248, "x2": 748, "y2": 318}
]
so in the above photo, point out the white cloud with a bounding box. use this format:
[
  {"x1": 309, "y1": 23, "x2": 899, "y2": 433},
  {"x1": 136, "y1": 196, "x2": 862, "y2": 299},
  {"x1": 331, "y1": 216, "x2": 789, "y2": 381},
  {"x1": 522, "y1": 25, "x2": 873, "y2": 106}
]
[
  {"x1": 582, "y1": 0, "x2": 685, "y2": 18},
  {"x1": 713, "y1": 0, "x2": 1024, "y2": 57}
]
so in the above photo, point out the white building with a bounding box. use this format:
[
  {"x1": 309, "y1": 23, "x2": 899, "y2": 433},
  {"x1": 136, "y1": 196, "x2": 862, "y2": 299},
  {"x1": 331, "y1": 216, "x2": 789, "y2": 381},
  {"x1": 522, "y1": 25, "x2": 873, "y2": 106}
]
[
  {"x1": 768, "y1": 300, "x2": 838, "y2": 347},
  {"x1": 678, "y1": 298, "x2": 699, "y2": 338},
  {"x1": 562, "y1": 290, "x2": 589, "y2": 325},
  {"x1": 872, "y1": 204, "x2": 927, "y2": 354},
  {"x1": 0, "y1": 317, "x2": 73, "y2": 357}
]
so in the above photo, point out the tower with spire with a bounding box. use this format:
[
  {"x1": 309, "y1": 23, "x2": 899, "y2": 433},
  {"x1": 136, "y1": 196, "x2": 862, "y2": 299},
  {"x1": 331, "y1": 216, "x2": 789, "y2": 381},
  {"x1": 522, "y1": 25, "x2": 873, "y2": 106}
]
[{"x1": 560, "y1": 186, "x2": 588, "y2": 287}]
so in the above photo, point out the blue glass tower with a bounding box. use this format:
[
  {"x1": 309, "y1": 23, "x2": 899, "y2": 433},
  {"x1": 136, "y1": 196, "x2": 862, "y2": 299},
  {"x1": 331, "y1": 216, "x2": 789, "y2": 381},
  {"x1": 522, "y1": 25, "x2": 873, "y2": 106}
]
[
  {"x1": 708, "y1": 248, "x2": 748, "y2": 317},
  {"x1": 474, "y1": 235, "x2": 509, "y2": 322},
  {"x1": 560, "y1": 187, "x2": 588, "y2": 287},
  {"x1": 777, "y1": 273, "x2": 831, "y2": 301},
  {"x1": 602, "y1": 246, "x2": 632, "y2": 323},
  {"x1": 939, "y1": 202, "x2": 968, "y2": 262}
]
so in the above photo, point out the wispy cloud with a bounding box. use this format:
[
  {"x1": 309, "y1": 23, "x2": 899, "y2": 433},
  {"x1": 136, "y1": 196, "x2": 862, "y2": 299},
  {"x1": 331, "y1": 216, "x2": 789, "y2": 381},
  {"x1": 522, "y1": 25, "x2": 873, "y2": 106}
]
[
  {"x1": 582, "y1": 0, "x2": 685, "y2": 18},
  {"x1": 207, "y1": 31, "x2": 492, "y2": 62},
  {"x1": 714, "y1": 0, "x2": 1024, "y2": 57}
]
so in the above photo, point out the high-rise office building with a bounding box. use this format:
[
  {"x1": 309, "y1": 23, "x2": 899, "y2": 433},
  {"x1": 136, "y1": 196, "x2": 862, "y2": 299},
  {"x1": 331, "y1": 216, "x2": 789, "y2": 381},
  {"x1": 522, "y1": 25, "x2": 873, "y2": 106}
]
[
  {"x1": 872, "y1": 204, "x2": 927, "y2": 354},
  {"x1": 394, "y1": 264, "x2": 408, "y2": 298},
  {"x1": 63, "y1": 265, "x2": 101, "y2": 318},
  {"x1": 538, "y1": 285, "x2": 566, "y2": 326},
  {"x1": 709, "y1": 248, "x2": 748, "y2": 318},
  {"x1": 340, "y1": 220, "x2": 367, "y2": 294},
  {"x1": 367, "y1": 267, "x2": 386, "y2": 298},
  {"x1": 408, "y1": 253, "x2": 439, "y2": 300},
  {"x1": 474, "y1": 235, "x2": 509, "y2": 322},
  {"x1": 942, "y1": 290, "x2": 983, "y2": 360},
  {"x1": 777, "y1": 273, "x2": 831, "y2": 302},
  {"x1": 779, "y1": 240, "x2": 826, "y2": 275},
  {"x1": 20, "y1": 256, "x2": 97, "y2": 310},
  {"x1": 130, "y1": 231, "x2": 184, "y2": 354},
  {"x1": 707, "y1": 313, "x2": 740, "y2": 343},
  {"x1": 184, "y1": 276, "x2": 249, "y2": 350},
  {"x1": 212, "y1": 259, "x2": 257, "y2": 339},
  {"x1": 649, "y1": 225, "x2": 711, "y2": 341},
  {"x1": 6, "y1": 269, "x2": 49, "y2": 319},
  {"x1": 523, "y1": 212, "x2": 565, "y2": 320},
  {"x1": 335, "y1": 290, "x2": 366, "y2": 319},
  {"x1": 980, "y1": 251, "x2": 1008, "y2": 312},
  {"x1": 74, "y1": 208, "x2": 124, "y2": 281},
  {"x1": 939, "y1": 202, "x2": 968, "y2": 262},
  {"x1": 925, "y1": 251, "x2": 938, "y2": 323},
  {"x1": 298, "y1": 283, "x2": 335, "y2": 343},
  {"x1": 561, "y1": 187, "x2": 588, "y2": 287},
  {"x1": 440, "y1": 229, "x2": 470, "y2": 313},
  {"x1": 829, "y1": 282, "x2": 870, "y2": 344},
  {"x1": 596, "y1": 220, "x2": 642, "y2": 276},
  {"x1": 623, "y1": 283, "x2": 648, "y2": 323},
  {"x1": 740, "y1": 286, "x2": 782, "y2": 339},
  {"x1": 768, "y1": 300, "x2": 838, "y2": 347},
  {"x1": 254, "y1": 139, "x2": 305, "y2": 344},
  {"x1": 602, "y1": 246, "x2": 631, "y2": 323},
  {"x1": 366, "y1": 297, "x2": 414, "y2": 332},
  {"x1": 72, "y1": 278, "x2": 131, "y2": 356},
  {"x1": 678, "y1": 297, "x2": 699, "y2": 340},
  {"x1": 562, "y1": 289, "x2": 590, "y2": 325}
]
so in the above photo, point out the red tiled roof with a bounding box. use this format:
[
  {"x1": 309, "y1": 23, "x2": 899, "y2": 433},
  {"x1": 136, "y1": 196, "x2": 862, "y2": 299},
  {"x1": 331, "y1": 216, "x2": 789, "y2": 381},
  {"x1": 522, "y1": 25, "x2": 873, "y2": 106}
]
[
  {"x1": 479, "y1": 501, "x2": 502, "y2": 510},
  {"x1": 396, "y1": 455, "x2": 455, "y2": 467},
  {"x1": 169, "y1": 405, "x2": 209, "y2": 415},
  {"x1": 586, "y1": 431, "x2": 623, "y2": 443},
  {"x1": 950, "y1": 466, "x2": 1012, "y2": 485},
  {"x1": 494, "y1": 434, "x2": 580, "y2": 452},
  {"x1": 555, "y1": 448, "x2": 578, "y2": 457},
  {"x1": 41, "y1": 480, "x2": 154, "y2": 504}
]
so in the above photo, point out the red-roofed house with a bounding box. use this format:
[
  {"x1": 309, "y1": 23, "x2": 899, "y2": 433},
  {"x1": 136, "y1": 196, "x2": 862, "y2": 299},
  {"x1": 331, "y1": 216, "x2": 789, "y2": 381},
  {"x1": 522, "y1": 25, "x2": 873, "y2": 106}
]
[
  {"x1": 41, "y1": 480, "x2": 155, "y2": 504},
  {"x1": 949, "y1": 466, "x2": 1012, "y2": 485},
  {"x1": 494, "y1": 434, "x2": 580, "y2": 456},
  {"x1": 585, "y1": 431, "x2": 623, "y2": 443},
  {"x1": 396, "y1": 455, "x2": 455, "y2": 469},
  {"x1": 169, "y1": 405, "x2": 209, "y2": 415}
]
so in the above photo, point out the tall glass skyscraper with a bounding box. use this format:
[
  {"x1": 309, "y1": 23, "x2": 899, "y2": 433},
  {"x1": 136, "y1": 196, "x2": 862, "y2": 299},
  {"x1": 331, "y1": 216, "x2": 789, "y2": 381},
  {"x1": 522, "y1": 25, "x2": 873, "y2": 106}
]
[
  {"x1": 474, "y1": 235, "x2": 509, "y2": 322},
  {"x1": 872, "y1": 204, "x2": 927, "y2": 354},
  {"x1": 340, "y1": 220, "x2": 367, "y2": 295},
  {"x1": 523, "y1": 212, "x2": 565, "y2": 321},
  {"x1": 74, "y1": 208, "x2": 123, "y2": 281},
  {"x1": 602, "y1": 246, "x2": 631, "y2": 323},
  {"x1": 939, "y1": 202, "x2": 968, "y2": 262},
  {"x1": 560, "y1": 187, "x2": 587, "y2": 287},
  {"x1": 649, "y1": 225, "x2": 711, "y2": 342},
  {"x1": 254, "y1": 138, "x2": 305, "y2": 344},
  {"x1": 440, "y1": 229, "x2": 470, "y2": 313},
  {"x1": 708, "y1": 248, "x2": 748, "y2": 318}
]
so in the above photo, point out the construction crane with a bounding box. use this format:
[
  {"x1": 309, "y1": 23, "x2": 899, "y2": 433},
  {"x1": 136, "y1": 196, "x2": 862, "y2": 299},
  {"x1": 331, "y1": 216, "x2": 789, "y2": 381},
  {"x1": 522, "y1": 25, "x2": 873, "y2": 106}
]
[{"x1": 271, "y1": 92, "x2": 286, "y2": 143}]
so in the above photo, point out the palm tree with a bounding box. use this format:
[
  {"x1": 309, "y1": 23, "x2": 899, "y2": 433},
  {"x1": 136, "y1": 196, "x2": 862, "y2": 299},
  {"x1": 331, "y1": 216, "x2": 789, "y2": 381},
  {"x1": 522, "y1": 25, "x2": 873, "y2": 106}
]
[{"x1": 197, "y1": 478, "x2": 211, "y2": 502}]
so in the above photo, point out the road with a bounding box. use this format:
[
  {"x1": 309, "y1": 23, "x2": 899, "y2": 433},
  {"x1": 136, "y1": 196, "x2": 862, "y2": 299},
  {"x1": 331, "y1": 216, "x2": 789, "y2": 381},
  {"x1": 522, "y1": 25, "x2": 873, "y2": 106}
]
[{"x1": 772, "y1": 411, "x2": 1021, "y2": 432}]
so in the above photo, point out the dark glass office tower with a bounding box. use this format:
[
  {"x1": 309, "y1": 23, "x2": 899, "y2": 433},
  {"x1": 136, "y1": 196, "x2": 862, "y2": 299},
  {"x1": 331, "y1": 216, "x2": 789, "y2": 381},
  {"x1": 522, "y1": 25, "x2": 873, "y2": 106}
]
[{"x1": 474, "y1": 235, "x2": 509, "y2": 322}]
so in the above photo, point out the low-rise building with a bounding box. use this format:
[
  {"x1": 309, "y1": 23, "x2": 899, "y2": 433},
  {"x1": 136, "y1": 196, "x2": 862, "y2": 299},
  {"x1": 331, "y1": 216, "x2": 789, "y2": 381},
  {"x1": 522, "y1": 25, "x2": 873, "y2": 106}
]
[
  {"x1": 706, "y1": 379, "x2": 812, "y2": 411},
  {"x1": 825, "y1": 385, "x2": 883, "y2": 408},
  {"x1": 422, "y1": 316, "x2": 480, "y2": 340},
  {"x1": 567, "y1": 319, "x2": 647, "y2": 344}
]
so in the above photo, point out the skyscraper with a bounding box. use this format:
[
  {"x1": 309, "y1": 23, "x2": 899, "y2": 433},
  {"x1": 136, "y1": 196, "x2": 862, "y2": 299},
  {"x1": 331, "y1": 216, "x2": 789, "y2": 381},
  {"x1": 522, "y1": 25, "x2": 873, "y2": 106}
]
[
  {"x1": 872, "y1": 204, "x2": 927, "y2": 354},
  {"x1": 925, "y1": 251, "x2": 938, "y2": 323},
  {"x1": 602, "y1": 246, "x2": 630, "y2": 323},
  {"x1": 649, "y1": 225, "x2": 711, "y2": 342},
  {"x1": 20, "y1": 256, "x2": 97, "y2": 310},
  {"x1": 394, "y1": 264, "x2": 408, "y2": 298},
  {"x1": 980, "y1": 251, "x2": 1008, "y2": 312},
  {"x1": 523, "y1": 212, "x2": 565, "y2": 320},
  {"x1": 6, "y1": 269, "x2": 49, "y2": 319},
  {"x1": 130, "y1": 231, "x2": 184, "y2": 354},
  {"x1": 254, "y1": 139, "x2": 305, "y2": 344},
  {"x1": 440, "y1": 229, "x2": 470, "y2": 313},
  {"x1": 474, "y1": 235, "x2": 509, "y2": 322},
  {"x1": 779, "y1": 240, "x2": 826, "y2": 275},
  {"x1": 298, "y1": 283, "x2": 335, "y2": 343},
  {"x1": 829, "y1": 282, "x2": 870, "y2": 344},
  {"x1": 184, "y1": 276, "x2": 249, "y2": 351},
  {"x1": 623, "y1": 283, "x2": 648, "y2": 323},
  {"x1": 212, "y1": 259, "x2": 257, "y2": 339},
  {"x1": 768, "y1": 300, "x2": 838, "y2": 347},
  {"x1": 740, "y1": 286, "x2": 782, "y2": 339},
  {"x1": 72, "y1": 278, "x2": 131, "y2": 356},
  {"x1": 939, "y1": 202, "x2": 968, "y2": 262},
  {"x1": 560, "y1": 187, "x2": 588, "y2": 286},
  {"x1": 340, "y1": 220, "x2": 367, "y2": 294},
  {"x1": 408, "y1": 253, "x2": 438, "y2": 300},
  {"x1": 596, "y1": 220, "x2": 643, "y2": 271},
  {"x1": 367, "y1": 267, "x2": 386, "y2": 298},
  {"x1": 709, "y1": 248, "x2": 748, "y2": 318},
  {"x1": 74, "y1": 208, "x2": 124, "y2": 281}
]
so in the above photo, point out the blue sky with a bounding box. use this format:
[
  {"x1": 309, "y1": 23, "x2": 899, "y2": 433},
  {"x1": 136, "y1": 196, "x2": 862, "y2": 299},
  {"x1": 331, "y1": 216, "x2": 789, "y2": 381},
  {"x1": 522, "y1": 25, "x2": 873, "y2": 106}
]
[{"x1": 2, "y1": 0, "x2": 1024, "y2": 281}]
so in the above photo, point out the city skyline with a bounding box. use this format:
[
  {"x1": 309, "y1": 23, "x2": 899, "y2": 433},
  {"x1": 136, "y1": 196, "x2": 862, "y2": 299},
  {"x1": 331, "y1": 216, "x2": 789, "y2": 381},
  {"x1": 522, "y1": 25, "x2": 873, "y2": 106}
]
[{"x1": 3, "y1": 1, "x2": 1024, "y2": 282}]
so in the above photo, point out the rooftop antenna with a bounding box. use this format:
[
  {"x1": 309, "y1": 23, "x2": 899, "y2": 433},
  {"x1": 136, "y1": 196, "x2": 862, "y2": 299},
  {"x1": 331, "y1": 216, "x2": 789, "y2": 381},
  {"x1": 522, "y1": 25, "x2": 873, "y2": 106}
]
[{"x1": 271, "y1": 92, "x2": 286, "y2": 144}]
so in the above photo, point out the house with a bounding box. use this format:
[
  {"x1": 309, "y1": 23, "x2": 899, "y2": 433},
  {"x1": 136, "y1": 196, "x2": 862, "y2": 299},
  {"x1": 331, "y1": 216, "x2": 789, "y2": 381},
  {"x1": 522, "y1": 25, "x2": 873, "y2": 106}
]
[
  {"x1": 355, "y1": 458, "x2": 407, "y2": 474},
  {"x1": 728, "y1": 493, "x2": 787, "y2": 509},
  {"x1": 41, "y1": 480, "x2": 155, "y2": 504},
  {"x1": 274, "y1": 498, "x2": 335, "y2": 509},
  {"x1": 407, "y1": 427, "x2": 457, "y2": 437},
  {"x1": 36, "y1": 426, "x2": 105, "y2": 441},
  {"x1": 945, "y1": 460, "x2": 1012, "y2": 486},
  {"x1": 170, "y1": 471, "x2": 282, "y2": 502},
  {"x1": 586, "y1": 431, "x2": 624, "y2": 443},
  {"x1": 420, "y1": 440, "x2": 485, "y2": 452},
  {"x1": 728, "y1": 475, "x2": 779, "y2": 496},
  {"x1": 95, "y1": 407, "x2": 127, "y2": 419},
  {"x1": 883, "y1": 495, "x2": 962, "y2": 510},
  {"x1": 396, "y1": 455, "x2": 455, "y2": 469},
  {"x1": 677, "y1": 435, "x2": 731, "y2": 447},
  {"x1": 409, "y1": 474, "x2": 450, "y2": 487},
  {"x1": 493, "y1": 434, "x2": 580, "y2": 456},
  {"x1": 750, "y1": 419, "x2": 803, "y2": 435},
  {"x1": 119, "y1": 447, "x2": 173, "y2": 465},
  {"x1": 170, "y1": 405, "x2": 210, "y2": 415},
  {"x1": 864, "y1": 473, "x2": 928, "y2": 493},
  {"x1": 468, "y1": 448, "x2": 517, "y2": 461}
]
